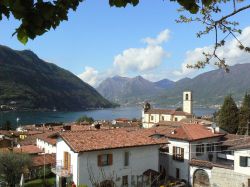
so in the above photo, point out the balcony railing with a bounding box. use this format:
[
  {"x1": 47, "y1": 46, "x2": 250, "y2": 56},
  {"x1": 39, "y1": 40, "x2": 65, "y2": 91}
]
[
  {"x1": 217, "y1": 153, "x2": 234, "y2": 160},
  {"x1": 51, "y1": 160, "x2": 72, "y2": 177}
]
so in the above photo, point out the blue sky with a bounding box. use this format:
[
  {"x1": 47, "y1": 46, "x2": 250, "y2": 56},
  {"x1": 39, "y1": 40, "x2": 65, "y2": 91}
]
[{"x1": 1, "y1": 1, "x2": 250, "y2": 87}]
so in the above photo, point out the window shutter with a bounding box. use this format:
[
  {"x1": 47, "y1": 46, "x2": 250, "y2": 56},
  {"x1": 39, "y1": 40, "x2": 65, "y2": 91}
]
[
  {"x1": 64, "y1": 152, "x2": 68, "y2": 169},
  {"x1": 173, "y1": 146, "x2": 176, "y2": 160},
  {"x1": 108, "y1": 154, "x2": 113, "y2": 165},
  {"x1": 98, "y1": 155, "x2": 102, "y2": 166},
  {"x1": 181, "y1": 148, "x2": 184, "y2": 161},
  {"x1": 240, "y1": 156, "x2": 247, "y2": 167},
  {"x1": 68, "y1": 153, "x2": 71, "y2": 171}
]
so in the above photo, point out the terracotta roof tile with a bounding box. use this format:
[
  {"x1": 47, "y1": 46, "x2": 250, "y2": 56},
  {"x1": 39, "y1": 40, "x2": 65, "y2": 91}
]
[
  {"x1": 145, "y1": 109, "x2": 191, "y2": 116},
  {"x1": 13, "y1": 145, "x2": 43, "y2": 154},
  {"x1": 18, "y1": 135, "x2": 38, "y2": 146},
  {"x1": 189, "y1": 159, "x2": 213, "y2": 169},
  {"x1": 167, "y1": 124, "x2": 224, "y2": 141},
  {"x1": 32, "y1": 154, "x2": 56, "y2": 167},
  {"x1": 156, "y1": 121, "x2": 184, "y2": 128},
  {"x1": 59, "y1": 128, "x2": 168, "y2": 153},
  {"x1": 190, "y1": 159, "x2": 233, "y2": 169},
  {"x1": 222, "y1": 134, "x2": 250, "y2": 150},
  {"x1": 36, "y1": 132, "x2": 58, "y2": 145}
]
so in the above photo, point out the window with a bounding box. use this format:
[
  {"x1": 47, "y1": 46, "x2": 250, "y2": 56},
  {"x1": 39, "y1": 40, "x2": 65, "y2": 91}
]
[
  {"x1": 174, "y1": 117, "x2": 178, "y2": 121},
  {"x1": 206, "y1": 143, "x2": 214, "y2": 152},
  {"x1": 124, "y1": 152, "x2": 129, "y2": 166},
  {"x1": 176, "y1": 168, "x2": 180, "y2": 179},
  {"x1": 185, "y1": 94, "x2": 189, "y2": 100},
  {"x1": 173, "y1": 146, "x2": 184, "y2": 161},
  {"x1": 122, "y1": 175, "x2": 128, "y2": 186},
  {"x1": 98, "y1": 154, "x2": 112, "y2": 166},
  {"x1": 151, "y1": 116, "x2": 154, "y2": 121},
  {"x1": 161, "y1": 116, "x2": 164, "y2": 121},
  {"x1": 240, "y1": 156, "x2": 250, "y2": 167},
  {"x1": 196, "y1": 144, "x2": 204, "y2": 156}
]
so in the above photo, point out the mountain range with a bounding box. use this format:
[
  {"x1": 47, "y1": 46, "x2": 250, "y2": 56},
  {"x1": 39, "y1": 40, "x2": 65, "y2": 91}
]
[
  {"x1": 0, "y1": 45, "x2": 114, "y2": 111},
  {"x1": 97, "y1": 63, "x2": 250, "y2": 106},
  {"x1": 97, "y1": 75, "x2": 173, "y2": 104}
]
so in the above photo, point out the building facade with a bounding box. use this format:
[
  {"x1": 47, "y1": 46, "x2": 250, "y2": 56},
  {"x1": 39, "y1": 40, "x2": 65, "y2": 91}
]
[
  {"x1": 142, "y1": 91, "x2": 193, "y2": 128},
  {"x1": 53, "y1": 129, "x2": 167, "y2": 187}
]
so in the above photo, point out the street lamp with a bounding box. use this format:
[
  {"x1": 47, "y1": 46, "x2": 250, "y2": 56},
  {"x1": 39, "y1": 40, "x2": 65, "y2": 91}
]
[{"x1": 16, "y1": 117, "x2": 20, "y2": 127}]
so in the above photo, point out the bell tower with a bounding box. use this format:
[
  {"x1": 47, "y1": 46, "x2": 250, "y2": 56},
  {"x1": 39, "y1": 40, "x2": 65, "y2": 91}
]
[{"x1": 183, "y1": 91, "x2": 192, "y2": 114}]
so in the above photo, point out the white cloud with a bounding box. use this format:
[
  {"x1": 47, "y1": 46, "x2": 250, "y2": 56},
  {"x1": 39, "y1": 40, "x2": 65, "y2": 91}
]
[
  {"x1": 113, "y1": 29, "x2": 170, "y2": 74},
  {"x1": 173, "y1": 26, "x2": 250, "y2": 79},
  {"x1": 114, "y1": 45, "x2": 168, "y2": 74},
  {"x1": 142, "y1": 29, "x2": 170, "y2": 45},
  {"x1": 78, "y1": 66, "x2": 100, "y2": 87}
]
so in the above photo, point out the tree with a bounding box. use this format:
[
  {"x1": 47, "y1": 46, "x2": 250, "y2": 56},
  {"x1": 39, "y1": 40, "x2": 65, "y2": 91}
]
[
  {"x1": 1, "y1": 120, "x2": 12, "y2": 130},
  {"x1": 177, "y1": 0, "x2": 250, "y2": 71},
  {"x1": 1, "y1": 0, "x2": 250, "y2": 50},
  {"x1": 238, "y1": 93, "x2": 250, "y2": 135},
  {"x1": 218, "y1": 95, "x2": 239, "y2": 133},
  {"x1": 76, "y1": 115, "x2": 94, "y2": 124},
  {"x1": 0, "y1": 152, "x2": 31, "y2": 187}
]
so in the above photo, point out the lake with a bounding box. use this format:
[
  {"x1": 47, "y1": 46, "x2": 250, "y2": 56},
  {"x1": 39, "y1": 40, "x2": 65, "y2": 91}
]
[{"x1": 0, "y1": 106, "x2": 216, "y2": 127}]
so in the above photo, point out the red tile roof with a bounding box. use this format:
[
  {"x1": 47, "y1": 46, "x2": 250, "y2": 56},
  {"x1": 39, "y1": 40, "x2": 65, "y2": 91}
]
[
  {"x1": 13, "y1": 145, "x2": 43, "y2": 154},
  {"x1": 18, "y1": 135, "x2": 38, "y2": 146},
  {"x1": 189, "y1": 159, "x2": 213, "y2": 169},
  {"x1": 167, "y1": 124, "x2": 224, "y2": 141},
  {"x1": 36, "y1": 132, "x2": 58, "y2": 145},
  {"x1": 59, "y1": 128, "x2": 168, "y2": 153},
  {"x1": 32, "y1": 154, "x2": 56, "y2": 167},
  {"x1": 190, "y1": 159, "x2": 233, "y2": 169},
  {"x1": 156, "y1": 121, "x2": 184, "y2": 128},
  {"x1": 222, "y1": 134, "x2": 250, "y2": 150},
  {"x1": 145, "y1": 109, "x2": 191, "y2": 116}
]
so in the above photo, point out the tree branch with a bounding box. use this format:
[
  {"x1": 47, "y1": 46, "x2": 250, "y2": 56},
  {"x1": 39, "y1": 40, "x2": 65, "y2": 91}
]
[{"x1": 215, "y1": 4, "x2": 250, "y2": 24}]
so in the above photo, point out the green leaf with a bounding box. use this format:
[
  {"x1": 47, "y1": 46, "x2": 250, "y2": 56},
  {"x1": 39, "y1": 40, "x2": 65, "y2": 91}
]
[
  {"x1": 202, "y1": 0, "x2": 213, "y2": 7},
  {"x1": 189, "y1": 4, "x2": 199, "y2": 14},
  {"x1": 17, "y1": 28, "x2": 28, "y2": 44}
]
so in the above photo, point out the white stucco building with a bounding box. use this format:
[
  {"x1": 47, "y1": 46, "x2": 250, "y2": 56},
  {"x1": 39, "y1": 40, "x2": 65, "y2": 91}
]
[
  {"x1": 189, "y1": 134, "x2": 250, "y2": 187},
  {"x1": 157, "y1": 124, "x2": 224, "y2": 185},
  {"x1": 52, "y1": 128, "x2": 168, "y2": 187},
  {"x1": 142, "y1": 91, "x2": 193, "y2": 128},
  {"x1": 36, "y1": 132, "x2": 57, "y2": 154}
]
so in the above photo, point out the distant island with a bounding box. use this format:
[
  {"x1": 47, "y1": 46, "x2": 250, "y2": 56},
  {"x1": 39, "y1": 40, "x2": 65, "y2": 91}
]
[{"x1": 0, "y1": 45, "x2": 116, "y2": 111}]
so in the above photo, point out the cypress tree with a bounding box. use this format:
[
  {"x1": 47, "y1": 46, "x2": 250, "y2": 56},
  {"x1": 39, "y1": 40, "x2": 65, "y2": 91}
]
[
  {"x1": 238, "y1": 93, "x2": 250, "y2": 135},
  {"x1": 218, "y1": 95, "x2": 239, "y2": 134}
]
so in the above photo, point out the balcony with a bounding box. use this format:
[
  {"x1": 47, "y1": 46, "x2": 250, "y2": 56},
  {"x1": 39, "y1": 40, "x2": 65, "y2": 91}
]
[
  {"x1": 51, "y1": 160, "x2": 72, "y2": 177},
  {"x1": 217, "y1": 152, "x2": 234, "y2": 160}
]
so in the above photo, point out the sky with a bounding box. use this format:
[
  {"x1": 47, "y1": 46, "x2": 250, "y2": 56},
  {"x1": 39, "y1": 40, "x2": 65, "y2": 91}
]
[{"x1": 1, "y1": 1, "x2": 250, "y2": 87}]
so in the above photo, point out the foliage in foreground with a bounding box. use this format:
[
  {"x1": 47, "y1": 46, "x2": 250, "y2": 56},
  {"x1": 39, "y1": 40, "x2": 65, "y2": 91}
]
[
  {"x1": 24, "y1": 177, "x2": 55, "y2": 187},
  {"x1": 0, "y1": 0, "x2": 244, "y2": 44},
  {"x1": 0, "y1": 152, "x2": 31, "y2": 187}
]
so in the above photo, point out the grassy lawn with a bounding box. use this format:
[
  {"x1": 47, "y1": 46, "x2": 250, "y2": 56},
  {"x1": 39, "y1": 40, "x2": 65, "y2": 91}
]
[{"x1": 24, "y1": 177, "x2": 55, "y2": 187}]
